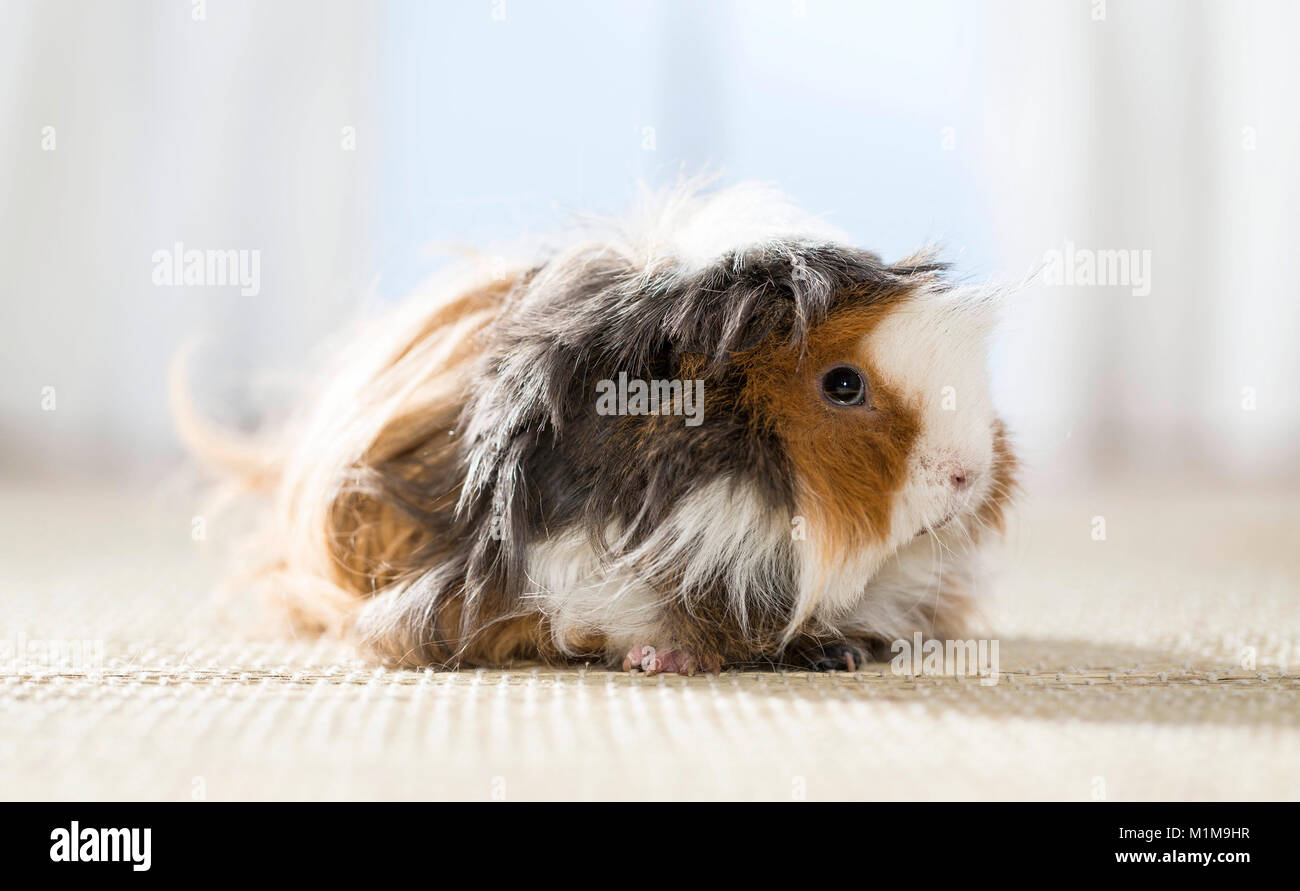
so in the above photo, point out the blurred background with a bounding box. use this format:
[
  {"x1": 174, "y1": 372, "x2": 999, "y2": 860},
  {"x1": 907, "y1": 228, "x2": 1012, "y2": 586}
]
[{"x1": 2, "y1": 0, "x2": 1297, "y2": 490}]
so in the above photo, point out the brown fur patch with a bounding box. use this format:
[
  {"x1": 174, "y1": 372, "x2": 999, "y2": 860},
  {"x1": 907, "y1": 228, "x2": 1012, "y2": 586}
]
[
  {"x1": 654, "y1": 588, "x2": 787, "y2": 668},
  {"x1": 739, "y1": 300, "x2": 921, "y2": 566},
  {"x1": 450, "y1": 610, "x2": 605, "y2": 668},
  {"x1": 975, "y1": 418, "x2": 1017, "y2": 535},
  {"x1": 279, "y1": 276, "x2": 518, "y2": 638},
  {"x1": 364, "y1": 590, "x2": 551, "y2": 669}
]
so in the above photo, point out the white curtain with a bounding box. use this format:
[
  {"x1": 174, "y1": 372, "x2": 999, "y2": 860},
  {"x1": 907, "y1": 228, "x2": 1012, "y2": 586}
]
[
  {"x1": 0, "y1": 0, "x2": 376, "y2": 477},
  {"x1": 3, "y1": 0, "x2": 1294, "y2": 486},
  {"x1": 984, "y1": 0, "x2": 1300, "y2": 484}
]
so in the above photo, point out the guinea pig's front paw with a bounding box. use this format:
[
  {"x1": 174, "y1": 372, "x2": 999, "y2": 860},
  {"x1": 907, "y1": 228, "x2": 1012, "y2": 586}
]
[
  {"x1": 797, "y1": 641, "x2": 882, "y2": 672},
  {"x1": 621, "y1": 645, "x2": 721, "y2": 676}
]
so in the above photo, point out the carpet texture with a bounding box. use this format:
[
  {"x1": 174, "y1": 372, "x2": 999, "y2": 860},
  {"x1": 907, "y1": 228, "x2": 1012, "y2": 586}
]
[{"x1": 3, "y1": 479, "x2": 1298, "y2": 800}]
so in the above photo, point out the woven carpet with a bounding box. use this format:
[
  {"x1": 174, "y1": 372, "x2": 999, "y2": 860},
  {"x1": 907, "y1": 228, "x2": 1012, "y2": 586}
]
[{"x1": 3, "y1": 477, "x2": 1297, "y2": 800}]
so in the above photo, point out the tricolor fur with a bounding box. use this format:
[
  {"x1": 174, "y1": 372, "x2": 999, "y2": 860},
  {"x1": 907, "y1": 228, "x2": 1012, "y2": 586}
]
[{"x1": 188, "y1": 184, "x2": 1016, "y2": 672}]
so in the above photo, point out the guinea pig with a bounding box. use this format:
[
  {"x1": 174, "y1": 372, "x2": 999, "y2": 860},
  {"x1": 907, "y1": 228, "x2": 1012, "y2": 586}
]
[{"x1": 181, "y1": 183, "x2": 1016, "y2": 674}]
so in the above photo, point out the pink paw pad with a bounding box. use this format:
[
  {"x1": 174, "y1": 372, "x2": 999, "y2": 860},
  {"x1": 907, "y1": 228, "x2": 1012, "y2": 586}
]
[{"x1": 621, "y1": 645, "x2": 718, "y2": 676}]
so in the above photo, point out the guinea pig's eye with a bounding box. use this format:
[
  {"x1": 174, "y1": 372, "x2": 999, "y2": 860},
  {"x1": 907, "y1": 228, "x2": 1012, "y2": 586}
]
[{"x1": 820, "y1": 365, "x2": 868, "y2": 407}]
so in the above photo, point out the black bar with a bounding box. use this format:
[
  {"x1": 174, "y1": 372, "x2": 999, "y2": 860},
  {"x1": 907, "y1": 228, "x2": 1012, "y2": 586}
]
[{"x1": 1, "y1": 802, "x2": 1286, "y2": 877}]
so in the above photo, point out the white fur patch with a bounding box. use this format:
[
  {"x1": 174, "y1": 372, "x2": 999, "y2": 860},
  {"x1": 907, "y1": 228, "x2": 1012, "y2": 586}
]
[
  {"x1": 634, "y1": 181, "x2": 850, "y2": 273},
  {"x1": 524, "y1": 528, "x2": 663, "y2": 655},
  {"x1": 836, "y1": 527, "x2": 991, "y2": 640},
  {"x1": 525, "y1": 477, "x2": 791, "y2": 656},
  {"x1": 868, "y1": 288, "x2": 1000, "y2": 549}
]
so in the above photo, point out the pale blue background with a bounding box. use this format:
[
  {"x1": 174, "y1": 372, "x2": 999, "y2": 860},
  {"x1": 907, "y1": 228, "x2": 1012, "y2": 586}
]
[
  {"x1": 7, "y1": 0, "x2": 1297, "y2": 482},
  {"x1": 374, "y1": 0, "x2": 994, "y2": 298}
]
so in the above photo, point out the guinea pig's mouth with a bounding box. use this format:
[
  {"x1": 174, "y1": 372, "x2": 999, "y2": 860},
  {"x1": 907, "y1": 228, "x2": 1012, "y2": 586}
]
[
  {"x1": 914, "y1": 504, "x2": 970, "y2": 540},
  {"x1": 911, "y1": 486, "x2": 985, "y2": 540},
  {"x1": 931, "y1": 511, "x2": 958, "y2": 532},
  {"x1": 911, "y1": 512, "x2": 955, "y2": 541}
]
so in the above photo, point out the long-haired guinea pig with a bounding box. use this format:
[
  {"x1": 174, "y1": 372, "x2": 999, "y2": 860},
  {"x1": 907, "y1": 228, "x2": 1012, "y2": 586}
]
[{"x1": 178, "y1": 183, "x2": 1016, "y2": 674}]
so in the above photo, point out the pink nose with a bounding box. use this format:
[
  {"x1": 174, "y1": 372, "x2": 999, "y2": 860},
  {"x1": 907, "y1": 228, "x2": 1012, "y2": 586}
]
[{"x1": 938, "y1": 461, "x2": 976, "y2": 491}]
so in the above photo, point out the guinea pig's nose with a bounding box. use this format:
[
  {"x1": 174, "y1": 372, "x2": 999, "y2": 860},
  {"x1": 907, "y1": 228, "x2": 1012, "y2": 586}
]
[{"x1": 939, "y1": 461, "x2": 976, "y2": 491}]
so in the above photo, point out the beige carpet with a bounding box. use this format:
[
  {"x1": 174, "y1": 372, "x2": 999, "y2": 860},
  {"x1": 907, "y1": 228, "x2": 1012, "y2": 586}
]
[{"x1": 2, "y1": 476, "x2": 1298, "y2": 800}]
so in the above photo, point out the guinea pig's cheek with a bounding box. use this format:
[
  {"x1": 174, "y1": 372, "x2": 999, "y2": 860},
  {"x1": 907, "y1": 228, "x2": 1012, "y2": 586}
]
[
  {"x1": 739, "y1": 304, "x2": 922, "y2": 595},
  {"x1": 790, "y1": 372, "x2": 920, "y2": 561}
]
